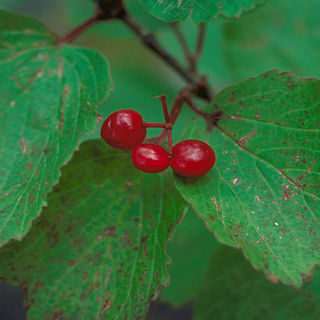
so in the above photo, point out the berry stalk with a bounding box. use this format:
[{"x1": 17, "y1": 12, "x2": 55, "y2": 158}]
[
  {"x1": 157, "y1": 95, "x2": 173, "y2": 155},
  {"x1": 143, "y1": 123, "x2": 170, "y2": 128}
]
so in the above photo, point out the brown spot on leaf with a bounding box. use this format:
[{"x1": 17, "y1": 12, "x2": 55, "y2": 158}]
[
  {"x1": 59, "y1": 109, "x2": 65, "y2": 136},
  {"x1": 281, "y1": 184, "x2": 296, "y2": 201},
  {"x1": 296, "y1": 213, "x2": 308, "y2": 224},
  {"x1": 237, "y1": 130, "x2": 257, "y2": 148},
  {"x1": 52, "y1": 312, "x2": 63, "y2": 320},
  {"x1": 82, "y1": 272, "x2": 90, "y2": 281},
  {"x1": 141, "y1": 235, "x2": 149, "y2": 244},
  {"x1": 18, "y1": 138, "x2": 27, "y2": 155},
  {"x1": 101, "y1": 294, "x2": 111, "y2": 314},
  {"x1": 0, "y1": 191, "x2": 9, "y2": 199},
  {"x1": 97, "y1": 226, "x2": 117, "y2": 241},
  {"x1": 125, "y1": 179, "x2": 133, "y2": 188},
  {"x1": 62, "y1": 86, "x2": 71, "y2": 105},
  {"x1": 143, "y1": 245, "x2": 147, "y2": 257},
  {"x1": 286, "y1": 77, "x2": 299, "y2": 89},
  {"x1": 268, "y1": 276, "x2": 279, "y2": 284},
  {"x1": 85, "y1": 284, "x2": 94, "y2": 298},
  {"x1": 104, "y1": 271, "x2": 111, "y2": 286}
]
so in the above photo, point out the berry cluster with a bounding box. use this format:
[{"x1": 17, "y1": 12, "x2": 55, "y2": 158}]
[{"x1": 100, "y1": 96, "x2": 215, "y2": 178}]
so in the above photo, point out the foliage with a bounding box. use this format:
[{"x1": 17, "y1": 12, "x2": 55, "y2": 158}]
[
  {"x1": 0, "y1": 140, "x2": 187, "y2": 319},
  {"x1": 0, "y1": 0, "x2": 320, "y2": 319},
  {"x1": 0, "y1": 9, "x2": 111, "y2": 245},
  {"x1": 139, "y1": 0, "x2": 265, "y2": 22}
]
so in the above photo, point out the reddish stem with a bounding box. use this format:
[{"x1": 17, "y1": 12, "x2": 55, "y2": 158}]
[
  {"x1": 157, "y1": 93, "x2": 187, "y2": 144},
  {"x1": 152, "y1": 95, "x2": 174, "y2": 155},
  {"x1": 158, "y1": 95, "x2": 171, "y2": 123},
  {"x1": 58, "y1": 15, "x2": 100, "y2": 45},
  {"x1": 148, "y1": 91, "x2": 208, "y2": 146},
  {"x1": 143, "y1": 122, "x2": 169, "y2": 128},
  {"x1": 167, "y1": 127, "x2": 173, "y2": 156}
]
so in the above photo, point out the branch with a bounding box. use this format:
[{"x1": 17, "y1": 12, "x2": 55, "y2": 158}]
[
  {"x1": 121, "y1": 14, "x2": 197, "y2": 84},
  {"x1": 191, "y1": 23, "x2": 206, "y2": 73},
  {"x1": 120, "y1": 13, "x2": 213, "y2": 101},
  {"x1": 60, "y1": 2, "x2": 213, "y2": 101},
  {"x1": 59, "y1": 0, "x2": 127, "y2": 45},
  {"x1": 169, "y1": 22, "x2": 206, "y2": 75},
  {"x1": 169, "y1": 22, "x2": 193, "y2": 66}
]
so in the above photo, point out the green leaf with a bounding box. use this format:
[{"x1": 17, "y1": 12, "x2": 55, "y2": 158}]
[
  {"x1": 161, "y1": 207, "x2": 221, "y2": 307},
  {"x1": 194, "y1": 247, "x2": 320, "y2": 320},
  {"x1": 0, "y1": 9, "x2": 111, "y2": 245},
  {"x1": 174, "y1": 70, "x2": 320, "y2": 286},
  {"x1": 200, "y1": 0, "x2": 320, "y2": 89},
  {"x1": 139, "y1": 0, "x2": 265, "y2": 22},
  {"x1": 0, "y1": 140, "x2": 188, "y2": 319}
]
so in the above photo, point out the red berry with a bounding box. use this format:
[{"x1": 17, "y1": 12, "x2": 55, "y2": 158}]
[
  {"x1": 171, "y1": 140, "x2": 215, "y2": 178},
  {"x1": 100, "y1": 110, "x2": 146, "y2": 150},
  {"x1": 132, "y1": 143, "x2": 170, "y2": 173}
]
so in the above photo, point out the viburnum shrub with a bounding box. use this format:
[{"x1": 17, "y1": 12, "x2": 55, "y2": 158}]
[{"x1": 0, "y1": 0, "x2": 320, "y2": 319}]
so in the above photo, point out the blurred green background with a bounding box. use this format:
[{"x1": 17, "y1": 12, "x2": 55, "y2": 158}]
[{"x1": 1, "y1": 0, "x2": 320, "y2": 319}]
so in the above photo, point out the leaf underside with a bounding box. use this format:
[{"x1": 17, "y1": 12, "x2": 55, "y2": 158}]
[
  {"x1": 139, "y1": 0, "x2": 266, "y2": 22},
  {"x1": 0, "y1": 9, "x2": 111, "y2": 245},
  {"x1": 0, "y1": 140, "x2": 188, "y2": 319},
  {"x1": 174, "y1": 70, "x2": 320, "y2": 286}
]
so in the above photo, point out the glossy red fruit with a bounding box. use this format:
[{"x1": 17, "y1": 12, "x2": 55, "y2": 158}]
[
  {"x1": 100, "y1": 110, "x2": 146, "y2": 150},
  {"x1": 132, "y1": 143, "x2": 170, "y2": 173},
  {"x1": 171, "y1": 139, "x2": 215, "y2": 178}
]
